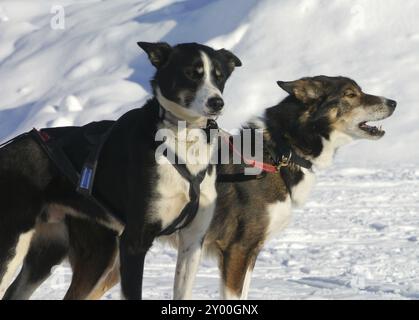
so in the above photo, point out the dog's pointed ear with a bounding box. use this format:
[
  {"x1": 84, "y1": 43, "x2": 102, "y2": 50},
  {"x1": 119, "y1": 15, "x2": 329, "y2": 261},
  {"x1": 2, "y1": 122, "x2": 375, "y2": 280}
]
[
  {"x1": 137, "y1": 41, "x2": 172, "y2": 69},
  {"x1": 217, "y1": 48, "x2": 242, "y2": 73},
  {"x1": 277, "y1": 79, "x2": 324, "y2": 103},
  {"x1": 276, "y1": 81, "x2": 295, "y2": 95}
]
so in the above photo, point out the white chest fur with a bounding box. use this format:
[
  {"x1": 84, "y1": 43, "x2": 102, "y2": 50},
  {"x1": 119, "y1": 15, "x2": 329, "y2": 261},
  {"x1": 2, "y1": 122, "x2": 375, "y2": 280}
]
[
  {"x1": 312, "y1": 131, "x2": 353, "y2": 169},
  {"x1": 266, "y1": 130, "x2": 354, "y2": 237},
  {"x1": 290, "y1": 168, "x2": 316, "y2": 207},
  {"x1": 266, "y1": 196, "x2": 292, "y2": 239},
  {"x1": 267, "y1": 169, "x2": 316, "y2": 239}
]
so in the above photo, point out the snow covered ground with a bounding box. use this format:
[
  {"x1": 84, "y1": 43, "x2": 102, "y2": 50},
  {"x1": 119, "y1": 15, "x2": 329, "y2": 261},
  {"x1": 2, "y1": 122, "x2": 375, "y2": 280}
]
[
  {"x1": 31, "y1": 163, "x2": 419, "y2": 300},
  {"x1": 0, "y1": 0, "x2": 418, "y2": 299}
]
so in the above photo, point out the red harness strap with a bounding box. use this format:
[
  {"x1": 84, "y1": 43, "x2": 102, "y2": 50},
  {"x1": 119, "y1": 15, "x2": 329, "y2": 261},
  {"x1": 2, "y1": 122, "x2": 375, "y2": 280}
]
[
  {"x1": 37, "y1": 129, "x2": 51, "y2": 142},
  {"x1": 223, "y1": 135, "x2": 279, "y2": 174}
]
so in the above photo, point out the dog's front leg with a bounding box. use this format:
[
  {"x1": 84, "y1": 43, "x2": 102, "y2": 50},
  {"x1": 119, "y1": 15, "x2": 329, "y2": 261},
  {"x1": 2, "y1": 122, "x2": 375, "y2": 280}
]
[
  {"x1": 173, "y1": 181, "x2": 216, "y2": 300},
  {"x1": 119, "y1": 229, "x2": 154, "y2": 300}
]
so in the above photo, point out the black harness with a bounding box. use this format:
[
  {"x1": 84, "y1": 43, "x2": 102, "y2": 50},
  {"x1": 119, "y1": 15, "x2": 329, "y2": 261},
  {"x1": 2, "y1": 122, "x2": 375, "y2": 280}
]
[
  {"x1": 30, "y1": 126, "x2": 124, "y2": 229},
  {"x1": 55, "y1": 119, "x2": 216, "y2": 236},
  {"x1": 0, "y1": 114, "x2": 218, "y2": 237},
  {"x1": 157, "y1": 116, "x2": 218, "y2": 236},
  {"x1": 159, "y1": 163, "x2": 207, "y2": 236}
]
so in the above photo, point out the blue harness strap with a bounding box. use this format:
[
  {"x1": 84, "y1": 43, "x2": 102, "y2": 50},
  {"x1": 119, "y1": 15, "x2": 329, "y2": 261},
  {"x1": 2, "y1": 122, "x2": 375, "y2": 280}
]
[
  {"x1": 30, "y1": 127, "x2": 123, "y2": 225},
  {"x1": 76, "y1": 126, "x2": 113, "y2": 196},
  {"x1": 79, "y1": 167, "x2": 93, "y2": 190}
]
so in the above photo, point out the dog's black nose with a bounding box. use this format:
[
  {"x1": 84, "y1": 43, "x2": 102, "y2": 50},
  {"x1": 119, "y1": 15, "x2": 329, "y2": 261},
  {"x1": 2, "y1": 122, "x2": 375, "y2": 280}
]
[
  {"x1": 207, "y1": 97, "x2": 224, "y2": 112},
  {"x1": 387, "y1": 99, "x2": 397, "y2": 109}
]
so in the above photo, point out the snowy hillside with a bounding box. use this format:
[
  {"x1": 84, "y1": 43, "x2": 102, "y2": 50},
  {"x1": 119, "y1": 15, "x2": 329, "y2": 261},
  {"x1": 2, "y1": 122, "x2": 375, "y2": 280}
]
[
  {"x1": 1, "y1": 0, "x2": 418, "y2": 163},
  {"x1": 1, "y1": 0, "x2": 418, "y2": 300}
]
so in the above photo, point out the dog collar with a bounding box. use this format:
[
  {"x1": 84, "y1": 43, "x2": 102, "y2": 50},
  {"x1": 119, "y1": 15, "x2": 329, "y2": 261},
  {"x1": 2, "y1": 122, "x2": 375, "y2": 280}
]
[
  {"x1": 158, "y1": 104, "x2": 208, "y2": 127},
  {"x1": 265, "y1": 143, "x2": 312, "y2": 170},
  {"x1": 268, "y1": 130, "x2": 312, "y2": 170},
  {"x1": 218, "y1": 130, "x2": 312, "y2": 180},
  {"x1": 159, "y1": 105, "x2": 219, "y2": 143}
]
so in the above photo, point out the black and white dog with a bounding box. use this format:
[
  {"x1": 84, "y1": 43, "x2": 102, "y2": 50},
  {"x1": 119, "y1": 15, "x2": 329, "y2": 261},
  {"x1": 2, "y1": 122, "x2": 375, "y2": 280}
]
[
  {"x1": 3, "y1": 76, "x2": 396, "y2": 300},
  {"x1": 0, "y1": 41, "x2": 241, "y2": 300}
]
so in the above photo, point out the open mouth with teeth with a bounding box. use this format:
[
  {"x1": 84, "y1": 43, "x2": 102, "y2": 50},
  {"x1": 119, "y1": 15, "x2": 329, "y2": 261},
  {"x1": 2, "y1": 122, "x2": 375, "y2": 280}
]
[{"x1": 358, "y1": 121, "x2": 385, "y2": 137}]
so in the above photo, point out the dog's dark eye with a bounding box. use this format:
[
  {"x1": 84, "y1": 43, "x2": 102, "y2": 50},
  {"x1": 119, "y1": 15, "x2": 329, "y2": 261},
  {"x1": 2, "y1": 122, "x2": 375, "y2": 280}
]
[
  {"x1": 185, "y1": 66, "x2": 204, "y2": 80},
  {"x1": 345, "y1": 91, "x2": 357, "y2": 98}
]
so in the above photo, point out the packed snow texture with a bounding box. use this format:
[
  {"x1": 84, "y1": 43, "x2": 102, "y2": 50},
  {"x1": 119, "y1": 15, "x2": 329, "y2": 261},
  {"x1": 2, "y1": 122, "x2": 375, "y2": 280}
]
[
  {"x1": 32, "y1": 164, "x2": 419, "y2": 300},
  {"x1": 0, "y1": 0, "x2": 418, "y2": 299}
]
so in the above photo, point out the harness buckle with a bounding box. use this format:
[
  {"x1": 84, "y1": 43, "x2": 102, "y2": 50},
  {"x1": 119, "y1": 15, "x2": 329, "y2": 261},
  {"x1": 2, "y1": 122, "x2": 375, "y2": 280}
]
[{"x1": 278, "y1": 151, "x2": 292, "y2": 168}]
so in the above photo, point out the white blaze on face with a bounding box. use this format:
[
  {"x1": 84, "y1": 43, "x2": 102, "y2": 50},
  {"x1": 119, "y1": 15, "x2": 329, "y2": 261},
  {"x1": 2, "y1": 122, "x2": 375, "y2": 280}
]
[{"x1": 189, "y1": 51, "x2": 222, "y2": 116}]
